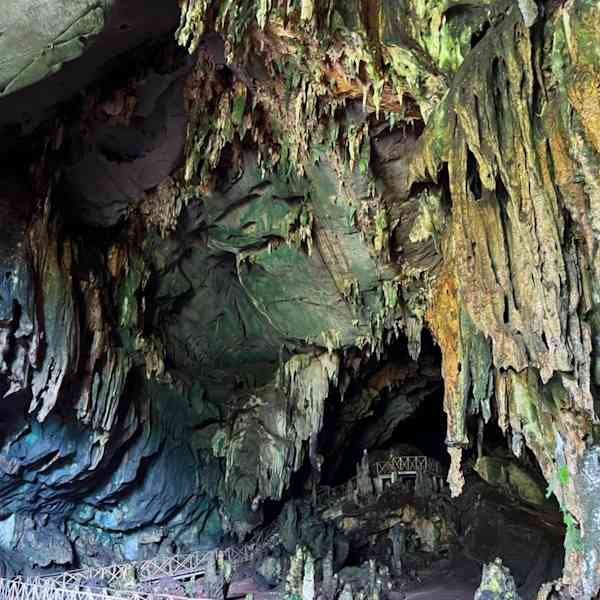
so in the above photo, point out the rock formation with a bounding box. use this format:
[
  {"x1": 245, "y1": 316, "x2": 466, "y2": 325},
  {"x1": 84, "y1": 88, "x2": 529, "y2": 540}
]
[{"x1": 0, "y1": 0, "x2": 600, "y2": 598}]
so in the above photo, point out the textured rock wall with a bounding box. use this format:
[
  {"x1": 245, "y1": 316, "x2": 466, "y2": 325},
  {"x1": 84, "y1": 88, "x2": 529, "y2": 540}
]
[
  {"x1": 172, "y1": 0, "x2": 600, "y2": 595},
  {"x1": 0, "y1": 0, "x2": 600, "y2": 596},
  {"x1": 0, "y1": 190, "x2": 221, "y2": 570}
]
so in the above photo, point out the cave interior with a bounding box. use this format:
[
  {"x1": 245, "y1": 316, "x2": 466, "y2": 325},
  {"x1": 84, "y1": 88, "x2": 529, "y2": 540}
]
[{"x1": 1, "y1": 0, "x2": 599, "y2": 599}]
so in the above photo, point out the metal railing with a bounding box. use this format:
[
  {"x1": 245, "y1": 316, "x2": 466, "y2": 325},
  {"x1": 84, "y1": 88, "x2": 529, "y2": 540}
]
[
  {"x1": 316, "y1": 455, "x2": 443, "y2": 508},
  {"x1": 31, "y1": 549, "x2": 211, "y2": 588},
  {"x1": 374, "y1": 455, "x2": 441, "y2": 476},
  {"x1": 315, "y1": 475, "x2": 358, "y2": 507},
  {"x1": 29, "y1": 525, "x2": 280, "y2": 594},
  {"x1": 0, "y1": 578, "x2": 207, "y2": 600}
]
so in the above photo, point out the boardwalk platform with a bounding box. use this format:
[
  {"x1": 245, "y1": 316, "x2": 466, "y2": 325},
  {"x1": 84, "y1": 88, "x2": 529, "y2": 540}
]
[
  {"x1": 0, "y1": 578, "x2": 204, "y2": 600},
  {"x1": 0, "y1": 457, "x2": 443, "y2": 599},
  {"x1": 316, "y1": 455, "x2": 445, "y2": 509},
  {"x1": 0, "y1": 526, "x2": 280, "y2": 600}
]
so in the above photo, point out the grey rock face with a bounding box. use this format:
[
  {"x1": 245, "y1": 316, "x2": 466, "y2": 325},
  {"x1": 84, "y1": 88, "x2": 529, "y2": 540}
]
[
  {"x1": 0, "y1": 0, "x2": 180, "y2": 137},
  {"x1": 576, "y1": 447, "x2": 600, "y2": 598},
  {"x1": 62, "y1": 55, "x2": 192, "y2": 227},
  {"x1": 0, "y1": 1, "x2": 109, "y2": 97}
]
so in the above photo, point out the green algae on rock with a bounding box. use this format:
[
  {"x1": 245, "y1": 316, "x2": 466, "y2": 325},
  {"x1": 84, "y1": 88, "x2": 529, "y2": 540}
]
[{"x1": 0, "y1": 0, "x2": 600, "y2": 595}]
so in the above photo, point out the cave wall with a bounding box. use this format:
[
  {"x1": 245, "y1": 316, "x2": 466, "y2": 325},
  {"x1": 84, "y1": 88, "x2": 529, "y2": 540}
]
[{"x1": 0, "y1": 0, "x2": 599, "y2": 596}]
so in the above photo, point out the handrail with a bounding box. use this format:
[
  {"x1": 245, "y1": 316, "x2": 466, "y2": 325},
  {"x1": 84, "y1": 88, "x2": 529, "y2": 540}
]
[
  {"x1": 374, "y1": 455, "x2": 441, "y2": 476},
  {"x1": 316, "y1": 455, "x2": 444, "y2": 508},
  {"x1": 0, "y1": 578, "x2": 208, "y2": 600},
  {"x1": 32, "y1": 527, "x2": 280, "y2": 592},
  {"x1": 36, "y1": 549, "x2": 213, "y2": 585}
]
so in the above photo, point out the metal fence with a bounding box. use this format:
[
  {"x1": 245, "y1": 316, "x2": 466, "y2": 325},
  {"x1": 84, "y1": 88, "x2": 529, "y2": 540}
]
[
  {"x1": 24, "y1": 525, "x2": 280, "y2": 598},
  {"x1": 0, "y1": 578, "x2": 206, "y2": 600},
  {"x1": 316, "y1": 455, "x2": 444, "y2": 508},
  {"x1": 374, "y1": 455, "x2": 441, "y2": 476},
  {"x1": 7, "y1": 542, "x2": 270, "y2": 600},
  {"x1": 30, "y1": 551, "x2": 208, "y2": 589},
  {"x1": 315, "y1": 475, "x2": 358, "y2": 507}
]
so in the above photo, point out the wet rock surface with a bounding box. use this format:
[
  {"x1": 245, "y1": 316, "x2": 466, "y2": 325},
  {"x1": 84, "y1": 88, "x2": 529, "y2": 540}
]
[{"x1": 0, "y1": 0, "x2": 599, "y2": 598}]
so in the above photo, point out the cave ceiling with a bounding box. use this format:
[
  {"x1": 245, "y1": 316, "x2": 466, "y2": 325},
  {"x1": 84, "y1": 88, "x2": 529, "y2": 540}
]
[{"x1": 0, "y1": 0, "x2": 600, "y2": 596}]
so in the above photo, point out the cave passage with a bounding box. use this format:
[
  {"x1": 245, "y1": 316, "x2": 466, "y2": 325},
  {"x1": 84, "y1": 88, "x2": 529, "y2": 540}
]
[
  {"x1": 381, "y1": 389, "x2": 448, "y2": 465},
  {"x1": 302, "y1": 333, "x2": 566, "y2": 600},
  {"x1": 2, "y1": 0, "x2": 600, "y2": 598},
  {"x1": 318, "y1": 330, "x2": 446, "y2": 487}
]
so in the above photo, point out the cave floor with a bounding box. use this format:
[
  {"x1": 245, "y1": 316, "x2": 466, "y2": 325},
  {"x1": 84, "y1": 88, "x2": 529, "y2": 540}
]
[
  {"x1": 228, "y1": 554, "x2": 481, "y2": 600},
  {"x1": 399, "y1": 556, "x2": 481, "y2": 600},
  {"x1": 229, "y1": 578, "x2": 281, "y2": 598}
]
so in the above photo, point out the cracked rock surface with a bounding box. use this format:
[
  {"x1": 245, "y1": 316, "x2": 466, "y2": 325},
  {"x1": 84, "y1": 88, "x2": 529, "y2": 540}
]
[{"x1": 0, "y1": 1, "x2": 600, "y2": 598}]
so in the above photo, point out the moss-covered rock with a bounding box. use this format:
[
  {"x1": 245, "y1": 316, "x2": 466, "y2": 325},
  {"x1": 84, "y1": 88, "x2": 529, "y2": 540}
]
[{"x1": 474, "y1": 456, "x2": 547, "y2": 506}]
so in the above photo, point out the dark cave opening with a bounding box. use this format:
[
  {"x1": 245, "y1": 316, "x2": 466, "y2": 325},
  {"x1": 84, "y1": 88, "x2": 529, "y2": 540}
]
[
  {"x1": 318, "y1": 329, "x2": 446, "y2": 487},
  {"x1": 467, "y1": 148, "x2": 483, "y2": 200},
  {"x1": 379, "y1": 389, "x2": 448, "y2": 466},
  {"x1": 290, "y1": 330, "x2": 567, "y2": 599},
  {"x1": 454, "y1": 416, "x2": 566, "y2": 596}
]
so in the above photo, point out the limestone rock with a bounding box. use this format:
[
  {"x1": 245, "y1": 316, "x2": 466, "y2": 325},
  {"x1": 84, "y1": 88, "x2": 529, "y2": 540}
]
[
  {"x1": 474, "y1": 455, "x2": 547, "y2": 506},
  {"x1": 1, "y1": 0, "x2": 600, "y2": 595},
  {"x1": 474, "y1": 558, "x2": 521, "y2": 600},
  {"x1": 0, "y1": 0, "x2": 108, "y2": 97}
]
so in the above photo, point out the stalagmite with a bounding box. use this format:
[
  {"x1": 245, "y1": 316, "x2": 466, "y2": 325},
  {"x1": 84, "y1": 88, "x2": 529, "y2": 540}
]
[
  {"x1": 286, "y1": 546, "x2": 306, "y2": 599},
  {"x1": 1, "y1": 0, "x2": 600, "y2": 597},
  {"x1": 357, "y1": 450, "x2": 374, "y2": 501},
  {"x1": 302, "y1": 553, "x2": 316, "y2": 600}
]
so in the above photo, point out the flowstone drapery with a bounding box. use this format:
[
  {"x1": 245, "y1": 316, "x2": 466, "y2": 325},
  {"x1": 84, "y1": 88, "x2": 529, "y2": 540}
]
[{"x1": 0, "y1": 0, "x2": 600, "y2": 596}]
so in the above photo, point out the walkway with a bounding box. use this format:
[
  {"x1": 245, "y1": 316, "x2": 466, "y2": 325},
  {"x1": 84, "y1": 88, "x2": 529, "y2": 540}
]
[
  {"x1": 0, "y1": 526, "x2": 279, "y2": 600},
  {"x1": 0, "y1": 457, "x2": 443, "y2": 599},
  {"x1": 316, "y1": 455, "x2": 444, "y2": 509},
  {"x1": 0, "y1": 578, "x2": 202, "y2": 600}
]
